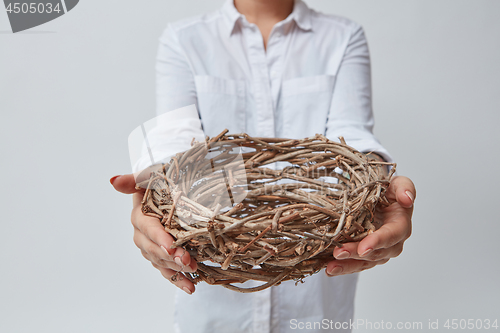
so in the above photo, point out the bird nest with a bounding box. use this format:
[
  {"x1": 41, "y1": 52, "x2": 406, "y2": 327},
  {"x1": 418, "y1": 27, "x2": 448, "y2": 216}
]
[{"x1": 138, "y1": 130, "x2": 395, "y2": 293}]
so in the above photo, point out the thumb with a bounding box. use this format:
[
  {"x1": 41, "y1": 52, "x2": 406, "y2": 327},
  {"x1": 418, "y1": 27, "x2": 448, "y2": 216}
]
[
  {"x1": 386, "y1": 176, "x2": 416, "y2": 208},
  {"x1": 110, "y1": 174, "x2": 139, "y2": 194}
]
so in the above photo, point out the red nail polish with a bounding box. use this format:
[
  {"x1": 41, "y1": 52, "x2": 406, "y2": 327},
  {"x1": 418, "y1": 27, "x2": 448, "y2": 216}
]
[{"x1": 109, "y1": 175, "x2": 120, "y2": 185}]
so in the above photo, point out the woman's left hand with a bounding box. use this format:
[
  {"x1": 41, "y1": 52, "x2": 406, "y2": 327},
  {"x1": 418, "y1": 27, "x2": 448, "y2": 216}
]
[{"x1": 325, "y1": 176, "x2": 415, "y2": 276}]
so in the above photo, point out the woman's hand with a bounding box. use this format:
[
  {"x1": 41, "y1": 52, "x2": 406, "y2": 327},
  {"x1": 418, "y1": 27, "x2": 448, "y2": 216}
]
[
  {"x1": 111, "y1": 174, "x2": 198, "y2": 294},
  {"x1": 325, "y1": 176, "x2": 415, "y2": 276}
]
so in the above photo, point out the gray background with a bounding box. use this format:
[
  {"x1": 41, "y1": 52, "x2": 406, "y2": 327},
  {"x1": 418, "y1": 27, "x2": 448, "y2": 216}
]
[{"x1": 1, "y1": 0, "x2": 499, "y2": 332}]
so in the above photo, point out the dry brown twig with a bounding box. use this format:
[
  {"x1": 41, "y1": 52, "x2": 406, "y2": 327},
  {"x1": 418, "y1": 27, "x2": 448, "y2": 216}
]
[{"x1": 139, "y1": 129, "x2": 396, "y2": 293}]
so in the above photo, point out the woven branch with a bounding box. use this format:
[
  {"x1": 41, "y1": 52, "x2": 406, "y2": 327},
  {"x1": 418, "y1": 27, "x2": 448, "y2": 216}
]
[{"x1": 139, "y1": 130, "x2": 396, "y2": 293}]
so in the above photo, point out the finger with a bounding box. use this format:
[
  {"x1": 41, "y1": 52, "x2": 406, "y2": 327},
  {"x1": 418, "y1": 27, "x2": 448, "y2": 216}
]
[
  {"x1": 111, "y1": 164, "x2": 166, "y2": 194},
  {"x1": 134, "y1": 229, "x2": 174, "y2": 265},
  {"x1": 151, "y1": 263, "x2": 195, "y2": 295},
  {"x1": 172, "y1": 247, "x2": 194, "y2": 268},
  {"x1": 110, "y1": 174, "x2": 139, "y2": 194},
  {"x1": 386, "y1": 176, "x2": 416, "y2": 208},
  {"x1": 134, "y1": 229, "x2": 172, "y2": 261},
  {"x1": 132, "y1": 191, "x2": 146, "y2": 208},
  {"x1": 334, "y1": 242, "x2": 403, "y2": 261},
  {"x1": 131, "y1": 201, "x2": 196, "y2": 269},
  {"x1": 136, "y1": 230, "x2": 197, "y2": 274},
  {"x1": 333, "y1": 242, "x2": 359, "y2": 260},
  {"x1": 140, "y1": 249, "x2": 182, "y2": 270},
  {"x1": 131, "y1": 202, "x2": 178, "y2": 257},
  {"x1": 325, "y1": 258, "x2": 389, "y2": 276},
  {"x1": 358, "y1": 211, "x2": 411, "y2": 256},
  {"x1": 140, "y1": 249, "x2": 197, "y2": 273}
]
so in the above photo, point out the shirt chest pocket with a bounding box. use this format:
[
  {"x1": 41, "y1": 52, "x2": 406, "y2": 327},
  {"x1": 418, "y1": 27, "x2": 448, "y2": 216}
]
[
  {"x1": 280, "y1": 75, "x2": 336, "y2": 139},
  {"x1": 194, "y1": 75, "x2": 246, "y2": 137}
]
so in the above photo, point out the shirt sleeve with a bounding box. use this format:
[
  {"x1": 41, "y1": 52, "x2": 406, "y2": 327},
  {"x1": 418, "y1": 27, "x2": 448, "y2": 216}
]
[
  {"x1": 325, "y1": 23, "x2": 393, "y2": 162},
  {"x1": 132, "y1": 25, "x2": 205, "y2": 173},
  {"x1": 156, "y1": 25, "x2": 199, "y2": 114}
]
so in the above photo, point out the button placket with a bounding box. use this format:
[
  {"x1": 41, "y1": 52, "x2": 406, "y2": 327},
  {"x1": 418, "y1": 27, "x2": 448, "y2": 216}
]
[
  {"x1": 243, "y1": 23, "x2": 273, "y2": 333},
  {"x1": 245, "y1": 24, "x2": 275, "y2": 138},
  {"x1": 253, "y1": 288, "x2": 272, "y2": 333},
  {"x1": 266, "y1": 27, "x2": 286, "y2": 117}
]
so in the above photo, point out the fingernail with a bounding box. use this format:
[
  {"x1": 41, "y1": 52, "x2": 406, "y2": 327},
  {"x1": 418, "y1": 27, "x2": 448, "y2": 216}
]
[
  {"x1": 360, "y1": 248, "x2": 373, "y2": 257},
  {"x1": 161, "y1": 245, "x2": 174, "y2": 257},
  {"x1": 327, "y1": 266, "x2": 343, "y2": 276},
  {"x1": 175, "y1": 257, "x2": 183, "y2": 267},
  {"x1": 109, "y1": 175, "x2": 120, "y2": 185},
  {"x1": 405, "y1": 190, "x2": 414, "y2": 207},
  {"x1": 336, "y1": 251, "x2": 350, "y2": 260},
  {"x1": 182, "y1": 266, "x2": 194, "y2": 273},
  {"x1": 182, "y1": 287, "x2": 192, "y2": 295}
]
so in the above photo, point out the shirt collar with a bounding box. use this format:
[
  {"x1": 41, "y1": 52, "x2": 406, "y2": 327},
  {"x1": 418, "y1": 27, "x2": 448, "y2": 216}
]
[
  {"x1": 291, "y1": 0, "x2": 313, "y2": 31},
  {"x1": 221, "y1": 0, "x2": 313, "y2": 37}
]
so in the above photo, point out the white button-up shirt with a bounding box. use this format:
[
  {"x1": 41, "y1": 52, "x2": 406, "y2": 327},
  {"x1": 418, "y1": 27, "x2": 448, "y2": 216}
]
[{"x1": 151, "y1": 1, "x2": 392, "y2": 332}]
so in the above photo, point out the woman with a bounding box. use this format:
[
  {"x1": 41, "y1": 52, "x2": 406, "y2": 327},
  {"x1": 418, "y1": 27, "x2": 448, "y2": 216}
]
[{"x1": 111, "y1": 0, "x2": 415, "y2": 332}]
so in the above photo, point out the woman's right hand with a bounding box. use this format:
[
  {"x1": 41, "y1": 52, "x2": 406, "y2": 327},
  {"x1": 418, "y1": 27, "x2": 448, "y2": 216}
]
[{"x1": 111, "y1": 174, "x2": 198, "y2": 295}]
